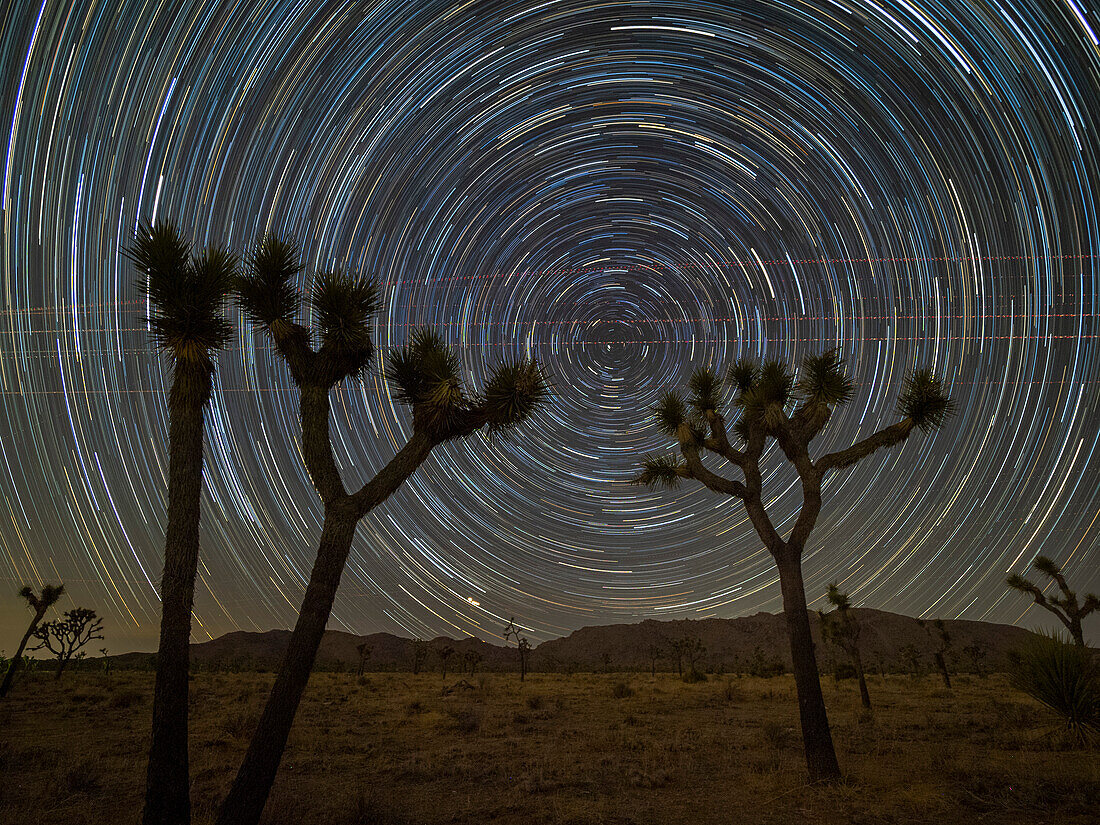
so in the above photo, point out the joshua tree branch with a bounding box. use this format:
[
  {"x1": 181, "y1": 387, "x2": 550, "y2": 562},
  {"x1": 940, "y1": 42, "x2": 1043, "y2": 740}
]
[
  {"x1": 816, "y1": 419, "x2": 914, "y2": 474},
  {"x1": 300, "y1": 385, "x2": 348, "y2": 503},
  {"x1": 349, "y1": 430, "x2": 435, "y2": 519},
  {"x1": 702, "y1": 411, "x2": 747, "y2": 468},
  {"x1": 268, "y1": 321, "x2": 316, "y2": 386},
  {"x1": 680, "y1": 442, "x2": 748, "y2": 500}
]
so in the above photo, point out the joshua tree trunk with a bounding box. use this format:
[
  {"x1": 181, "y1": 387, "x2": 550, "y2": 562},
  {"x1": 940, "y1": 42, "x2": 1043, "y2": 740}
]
[
  {"x1": 143, "y1": 361, "x2": 210, "y2": 825},
  {"x1": 216, "y1": 510, "x2": 357, "y2": 825},
  {"x1": 777, "y1": 548, "x2": 841, "y2": 782},
  {"x1": 0, "y1": 609, "x2": 46, "y2": 697},
  {"x1": 853, "y1": 648, "x2": 871, "y2": 710}
]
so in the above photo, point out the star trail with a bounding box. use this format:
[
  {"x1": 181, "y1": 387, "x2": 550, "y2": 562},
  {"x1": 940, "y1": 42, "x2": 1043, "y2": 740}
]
[{"x1": 1, "y1": 0, "x2": 1098, "y2": 651}]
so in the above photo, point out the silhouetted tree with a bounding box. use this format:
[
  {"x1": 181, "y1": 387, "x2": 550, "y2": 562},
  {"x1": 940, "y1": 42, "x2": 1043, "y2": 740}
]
[
  {"x1": 356, "y1": 643, "x2": 372, "y2": 677},
  {"x1": 679, "y1": 636, "x2": 706, "y2": 680},
  {"x1": 217, "y1": 237, "x2": 546, "y2": 825},
  {"x1": 1, "y1": 583, "x2": 64, "y2": 697},
  {"x1": 100, "y1": 648, "x2": 112, "y2": 685},
  {"x1": 463, "y1": 649, "x2": 482, "y2": 676},
  {"x1": 436, "y1": 644, "x2": 455, "y2": 680},
  {"x1": 963, "y1": 642, "x2": 988, "y2": 677},
  {"x1": 668, "y1": 637, "x2": 689, "y2": 677},
  {"x1": 645, "y1": 643, "x2": 662, "y2": 676},
  {"x1": 636, "y1": 352, "x2": 952, "y2": 781},
  {"x1": 899, "y1": 643, "x2": 923, "y2": 676},
  {"x1": 1007, "y1": 556, "x2": 1097, "y2": 647},
  {"x1": 30, "y1": 607, "x2": 103, "y2": 680},
  {"x1": 918, "y1": 618, "x2": 952, "y2": 689},
  {"x1": 818, "y1": 583, "x2": 870, "y2": 709},
  {"x1": 504, "y1": 618, "x2": 531, "y2": 681},
  {"x1": 411, "y1": 639, "x2": 430, "y2": 675},
  {"x1": 128, "y1": 222, "x2": 236, "y2": 825}
]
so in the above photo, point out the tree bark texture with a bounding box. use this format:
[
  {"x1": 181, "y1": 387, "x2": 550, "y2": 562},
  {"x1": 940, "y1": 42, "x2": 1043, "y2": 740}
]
[
  {"x1": 143, "y1": 361, "x2": 211, "y2": 825},
  {"x1": 777, "y1": 551, "x2": 841, "y2": 782},
  {"x1": 853, "y1": 647, "x2": 871, "y2": 710}
]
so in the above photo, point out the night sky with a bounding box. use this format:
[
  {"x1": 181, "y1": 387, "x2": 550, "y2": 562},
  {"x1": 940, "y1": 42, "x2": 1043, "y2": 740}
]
[{"x1": 2, "y1": 0, "x2": 1098, "y2": 652}]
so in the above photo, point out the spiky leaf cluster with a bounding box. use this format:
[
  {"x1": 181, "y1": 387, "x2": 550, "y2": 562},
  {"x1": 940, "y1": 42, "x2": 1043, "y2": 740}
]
[
  {"x1": 689, "y1": 368, "x2": 722, "y2": 415},
  {"x1": 482, "y1": 360, "x2": 547, "y2": 431},
  {"x1": 738, "y1": 360, "x2": 794, "y2": 426},
  {"x1": 387, "y1": 329, "x2": 468, "y2": 435},
  {"x1": 634, "y1": 454, "x2": 686, "y2": 489},
  {"x1": 727, "y1": 358, "x2": 759, "y2": 393},
  {"x1": 798, "y1": 350, "x2": 854, "y2": 406},
  {"x1": 239, "y1": 235, "x2": 302, "y2": 328},
  {"x1": 825, "y1": 582, "x2": 851, "y2": 611},
  {"x1": 1008, "y1": 631, "x2": 1100, "y2": 744},
  {"x1": 654, "y1": 391, "x2": 689, "y2": 436},
  {"x1": 312, "y1": 272, "x2": 379, "y2": 379},
  {"x1": 897, "y1": 369, "x2": 955, "y2": 432},
  {"x1": 128, "y1": 222, "x2": 235, "y2": 362}
]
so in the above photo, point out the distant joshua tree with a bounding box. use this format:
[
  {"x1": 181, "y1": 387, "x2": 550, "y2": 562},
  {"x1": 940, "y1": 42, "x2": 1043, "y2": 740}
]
[
  {"x1": 818, "y1": 583, "x2": 871, "y2": 709},
  {"x1": 918, "y1": 619, "x2": 953, "y2": 689},
  {"x1": 435, "y1": 645, "x2": 456, "y2": 680},
  {"x1": 679, "y1": 637, "x2": 707, "y2": 680},
  {"x1": 217, "y1": 238, "x2": 546, "y2": 825},
  {"x1": 101, "y1": 648, "x2": 112, "y2": 684},
  {"x1": 30, "y1": 607, "x2": 103, "y2": 680},
  {"x1": 128, "y1": 221, "x2": 236, "y2": 825},
  {"x1": 645, "y1": 643, "x2": 662, "y2": 676},
  {"x1": 355, "y1": 643, "x2": 372, "y2": 677},
  {"x1": 899, "y1": 643, "x2": 923, "y2": 677},
  {"x1": 504, "y1": 618, "x2": 531, "y2": 681},
  {"x1": 1007, "y1": 556, "x2": 1097, "y2": 647},
  {"x1": 463, "y1": 649, "x2": 482, "y2": 676},
  {"x1": 411, "y1": 639, "x2": 430, "y2": 675},
  {"x1": 635, "y1": 351, "x2": 952, "y2": 780},
  {"x1": 1, "y1": 583, "x2": 64, "y2": 698},
  {"x1": 963, "y1": 643, "x2": 988, "y2": 677}
]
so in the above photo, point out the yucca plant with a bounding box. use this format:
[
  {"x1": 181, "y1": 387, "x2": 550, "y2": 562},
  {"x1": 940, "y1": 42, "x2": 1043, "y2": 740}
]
[
  {"x1": 217, "y1": 237, "x2": 547, "y2": 825},
  {"x1": 1009, "y1": 631, "x2": 1100, "y2": 746},
  {"x1": 0, "y1": 583, "x2": 64, "y2": 697},
  {"x1": 635, "y1": 349, "x2": 953, "y2": 781},
  {"x1": 127, "y1": 221, "x2": 236, "y2": 825}
]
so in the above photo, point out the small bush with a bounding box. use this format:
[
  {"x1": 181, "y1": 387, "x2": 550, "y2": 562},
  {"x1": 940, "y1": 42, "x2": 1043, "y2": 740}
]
[
  {"x1": 1008, "y1": 631, "x2": 1100, "y2": 745},
  {"x1": 404, "y1": 700, "x2": 425, "y2": 716},
  {"x1": 526, "y1": 695, "x2": 544, "y2": 710},
  {"x1": 447, "y1": 707, "x2": 481, "y2": 734},
  {"x1": 109, "y1": 688, "x2": 143, "y2": 709},
  {"x1": 682, "y1": 669, "x2": 707, "y2": 683},
  {"x1": 612, "y1": 682, "x2": 634, "y2": 699}
]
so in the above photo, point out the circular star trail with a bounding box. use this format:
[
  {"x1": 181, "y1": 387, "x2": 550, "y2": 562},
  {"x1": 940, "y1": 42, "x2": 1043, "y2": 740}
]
[{"x1": 2, "y1": 0, "x2": 1099, "y2": 650}]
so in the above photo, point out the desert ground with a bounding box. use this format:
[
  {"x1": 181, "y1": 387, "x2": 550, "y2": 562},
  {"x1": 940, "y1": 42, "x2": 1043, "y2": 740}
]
[{"x1": 1, "y1": 669, "x2": 1096, "y2": 824}]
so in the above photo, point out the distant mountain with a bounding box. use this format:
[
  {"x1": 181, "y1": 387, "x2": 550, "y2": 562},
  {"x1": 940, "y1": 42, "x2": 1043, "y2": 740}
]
[{"x1": 109, "y1": 608, "x2": 1049, "y2": 674}]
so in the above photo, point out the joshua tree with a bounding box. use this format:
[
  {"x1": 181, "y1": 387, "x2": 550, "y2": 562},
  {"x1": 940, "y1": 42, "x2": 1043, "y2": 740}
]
[
  {"x1": 645, "y1": 643, "x2": 662, "y2": 676},
  {"x1": 679, "y1": 636, "x2": 707, "y2": 679},
  {"x1": 635, "y1": 351, "x2": 952, "y2": 781},
  {"x1": 411, "y1": 639, "x2": 430, "y2": 675},
  {"x1": 30, "y1": 607, "x2": 103, "y2": 680},
  {"x1": 918, "y1": 618, "x2": 953, "y2": 689},
  {"x1": 217, "y1": 237, "x2": 546, "y2": 825},
  {"x1": 504, "y1": 618, "x2": 532, "y2": 681},
  {"x1": 436, "y1": 644, "x2": 456, "y2": 679},
  {"x1": 899, "y1": 643, "x2": 923, "y2": 677},
  {"x1": 668, "y1": 637, "x2": 689, "y2": 677},
  {"x1": 0, "y1": 583, "x2": 64, "y2": 697},
  {"x1": 100, "y1": 647, "x2": 112, "y2": 684},
  {"x1": 1007, "y1": 556, "x2": 1097, "y2": 647},
  {"x1": 355, "y1": 643, "x2": 372, "y2": 677},
  {"x1": 128, "y1": 221, "x2": 236, "y2": 825},
  {"x1": 818, "y1": 583, "x2": 870, "y2": 709},
  {"x1": 963, "y1": 642, "x2": 988, "y2": 677},
  {"x1": 463, "y1": 649, "x2": 482, "y2": 676}
]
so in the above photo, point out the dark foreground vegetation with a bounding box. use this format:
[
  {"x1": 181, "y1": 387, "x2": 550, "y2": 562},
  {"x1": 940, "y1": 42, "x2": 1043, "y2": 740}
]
[{"x1": 2, "y1": 670, "x2": 1097, "y2": 825}]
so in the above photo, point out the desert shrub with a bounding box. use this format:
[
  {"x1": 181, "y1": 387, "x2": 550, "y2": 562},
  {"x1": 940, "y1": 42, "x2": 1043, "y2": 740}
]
[
  {"x1": 1008, "y1": 631, "x2": 1100, "y2": 745},
  {"x1": 722, "y1": 680, "x2": 741, "y2": 702},
  {"x1": 681, "y1": 669, "x2": 707, "y2": 683},
  {"x1": 109, "y1": 687, "x2": 143, "y2": 709},
  {"x1": 761, "y1": 720, "x2": 795, "y2": 751},
  {"x1": 612, "y1": 681, "x2": 634, "y2": 699},
  {"x1": 525, "y1": 694, "x2": 544, "y2": 710},
  {"x1": 403, "y1": 699, "x2": 425, "y2": 716},
  {"x1": 748, "y1": 648, "x2": 786, "y2": 678}
]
